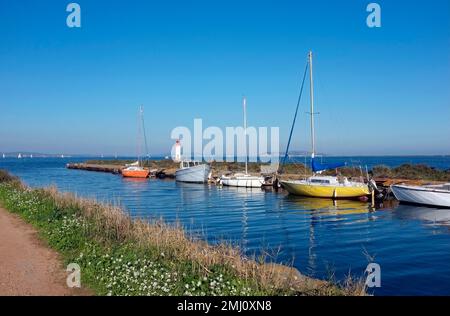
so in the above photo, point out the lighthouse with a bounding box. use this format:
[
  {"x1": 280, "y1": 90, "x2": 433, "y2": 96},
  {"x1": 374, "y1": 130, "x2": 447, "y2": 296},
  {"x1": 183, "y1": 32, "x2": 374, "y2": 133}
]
[{"x1": 173, "y1": 139, "x2": 182, "y2": 162}]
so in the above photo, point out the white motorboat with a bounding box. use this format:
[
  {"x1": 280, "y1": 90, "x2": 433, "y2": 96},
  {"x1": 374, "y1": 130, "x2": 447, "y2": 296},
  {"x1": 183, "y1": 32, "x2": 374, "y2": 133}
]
[
  {"x1": 176, "y1": 160, "x2": 211, "y2": 183},
  {"x1": 219, "y1": 96, "x2": 264, "y2": 188},
  {"x1": 391, "y1": 183, "x2": 450, "y2": 208}
]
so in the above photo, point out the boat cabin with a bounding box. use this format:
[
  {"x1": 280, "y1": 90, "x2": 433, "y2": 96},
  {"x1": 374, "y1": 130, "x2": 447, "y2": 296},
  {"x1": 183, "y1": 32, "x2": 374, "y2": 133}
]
[
  {"x1": 307, "y1": 176, "x2": 355, "y2": 186},
  {"x1": 180, "y1": 160, "x2": 202, "y2": 169}
]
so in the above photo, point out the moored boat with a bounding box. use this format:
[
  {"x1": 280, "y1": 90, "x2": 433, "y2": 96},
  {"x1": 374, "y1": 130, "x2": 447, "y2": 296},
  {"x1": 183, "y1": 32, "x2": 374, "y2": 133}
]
[
  {"x1": 121, "y1": 165, "x2": 150, "y2": 178},
  {"x1": 391, "y1": 183, "x2": 450, "y2": 208},
  {"x1": 175, "y1": 160, "x2": 211, "y2": 183},
  {"x1": 281, "y1": 176, "x2": 370, "y2": 199},
  {"x1": 122, "y1": 105, "x2": 151, "y2": 179},
  {"x1": 220, "y1": 173, "x2": 264, "y2": 188},
  {"x1": 279, "y1": 51, "x2": 369, "y2": 199},
  {"x1": 220, "y1": 96, "x2": 264, "y2": 188}
]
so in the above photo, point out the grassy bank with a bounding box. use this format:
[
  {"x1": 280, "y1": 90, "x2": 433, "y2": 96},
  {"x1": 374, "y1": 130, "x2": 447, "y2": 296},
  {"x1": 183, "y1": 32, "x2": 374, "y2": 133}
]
[
  {"x1": 0, "y1": 170, "x2": 364, "y2": 296},
  {"x1": 321, "y1": 164, "x2": 450, "y2": 182}
]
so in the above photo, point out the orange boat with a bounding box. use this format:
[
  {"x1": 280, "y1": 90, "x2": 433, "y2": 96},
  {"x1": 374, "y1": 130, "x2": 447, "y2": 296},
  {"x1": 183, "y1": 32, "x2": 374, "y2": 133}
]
[
  {"x1": 121, "y1": 166, "x2": 150, "y2": 178},
  {"x1": 121, "y1": 105, "x2": 151, "y2": 179}
]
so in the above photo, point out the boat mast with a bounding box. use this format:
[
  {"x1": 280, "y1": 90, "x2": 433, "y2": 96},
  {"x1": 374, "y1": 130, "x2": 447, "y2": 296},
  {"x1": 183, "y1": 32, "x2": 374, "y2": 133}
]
[
  {"x1": 243, "y1": 96, "x2": 248, "y2": 175},
  {"x1": 140, "y1": 105, "x2": 149, "y2": 162},
  {"x1": 137, "y1": 106, "x2": 143, "y2": 167},
  {"x1": 308, "y1": 51, "x2": 316, "y2": 159}
]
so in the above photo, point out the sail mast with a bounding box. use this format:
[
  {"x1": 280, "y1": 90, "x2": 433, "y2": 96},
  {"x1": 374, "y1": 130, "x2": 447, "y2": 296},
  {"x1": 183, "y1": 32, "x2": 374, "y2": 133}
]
[
  {"x1": 308, "y1": 51, "x2": 316, "y2": 159},
  {"x1": 243, "y1": 96, "x2": 248, "y2": 175},
  {"x1": 140, "y1": 105, "x2": 149, "y2": 161}
]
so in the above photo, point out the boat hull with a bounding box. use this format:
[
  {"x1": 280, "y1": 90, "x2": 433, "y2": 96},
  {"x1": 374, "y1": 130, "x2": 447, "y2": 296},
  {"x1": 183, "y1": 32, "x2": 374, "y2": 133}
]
[
  {"x1": 175, "y1": 164, "x2": 210, "y2": 183},
  {"x1": 391, "y1": 185, "x2": 450, "y2": 208},
  {"x1": 280, "y1": 180, "x2": 370, "y2": 198},
  {"x1": 221, "y1": 176, "x2": 264, "y2": 188},
  {"x1": 121, "y1": 169, "x2": 150, "y2": 178}
]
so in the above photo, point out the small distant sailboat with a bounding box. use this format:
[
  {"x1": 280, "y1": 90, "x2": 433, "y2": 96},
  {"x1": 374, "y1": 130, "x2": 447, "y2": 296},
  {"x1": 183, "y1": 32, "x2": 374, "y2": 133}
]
[
  {"x1": 122, "y1": 105, "x2": 150, "y2": 179},
  {"x1": 2, "y1": 153, "x2": 5, "y2": 159},
  {"x1": 17, "y1": 153, "x2": 22, "y2": 159},
  {"x1": 280, "y1": 51, "x2": 370, "y2": 199},
  {"x1": 220, "y1": 97, "x2": 264, "y2": 188}
]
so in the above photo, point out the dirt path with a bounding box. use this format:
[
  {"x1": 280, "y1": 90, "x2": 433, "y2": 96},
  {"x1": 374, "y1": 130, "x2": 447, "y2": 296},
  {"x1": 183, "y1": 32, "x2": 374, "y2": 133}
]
[{"x1": 0, "y1": 207, "x2": 89, "y2": 296}]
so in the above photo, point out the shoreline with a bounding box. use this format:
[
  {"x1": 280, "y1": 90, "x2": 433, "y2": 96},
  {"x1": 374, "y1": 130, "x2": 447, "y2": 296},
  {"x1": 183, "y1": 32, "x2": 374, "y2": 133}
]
[
  {"x1": 0, "y1": 170, "x2": 365, "y2": 296},
  {"x1": 66, "y1": 160, "x2": 450, "y2": 185}
]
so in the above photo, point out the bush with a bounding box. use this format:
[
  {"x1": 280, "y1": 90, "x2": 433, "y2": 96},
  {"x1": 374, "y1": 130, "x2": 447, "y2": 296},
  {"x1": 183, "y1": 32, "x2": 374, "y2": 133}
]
[{"x1": 0, "y1": 169, "x2": 18, "y2": 183}]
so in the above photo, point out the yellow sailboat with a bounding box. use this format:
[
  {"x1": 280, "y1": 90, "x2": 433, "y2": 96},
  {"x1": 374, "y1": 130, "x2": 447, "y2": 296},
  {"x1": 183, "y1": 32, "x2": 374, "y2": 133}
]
[
  {"x1": 280, "y1": 51, "x2": 370, "y2": 199},
  {"x1": 281, "y1": 176, "x2": 369, "y2": 198}
]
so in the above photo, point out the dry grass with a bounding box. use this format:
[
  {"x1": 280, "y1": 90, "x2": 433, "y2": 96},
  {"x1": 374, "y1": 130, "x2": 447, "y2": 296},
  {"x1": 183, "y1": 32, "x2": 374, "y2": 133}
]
[{"x1": 44, "y1": 186, "x2": 366, "y2": 295}]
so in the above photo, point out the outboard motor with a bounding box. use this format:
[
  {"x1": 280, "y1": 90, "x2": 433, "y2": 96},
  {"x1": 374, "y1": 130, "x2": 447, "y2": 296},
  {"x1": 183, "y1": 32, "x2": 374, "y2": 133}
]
[{"x1": 368, "y1": 179, "x2": 379, "y2": 192}]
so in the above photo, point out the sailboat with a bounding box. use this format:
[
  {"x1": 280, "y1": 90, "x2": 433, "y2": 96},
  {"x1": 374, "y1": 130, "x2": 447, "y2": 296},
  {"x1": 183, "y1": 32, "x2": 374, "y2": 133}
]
[
  {"x1": 17, "y1": 153, "x2": 22, "y2": 159},
  {"x1": 2, "y1": 153, "x2": 5, "y2": 159},
  {"x1": 280, "y1": 51, "x2": 370, "y2": 199},
  {"x1": 220, "y1": 97, "x2": 265, "y2": 188},
  {"x1": 122, "y1": 105, "x2": 150, "y2": 178}
]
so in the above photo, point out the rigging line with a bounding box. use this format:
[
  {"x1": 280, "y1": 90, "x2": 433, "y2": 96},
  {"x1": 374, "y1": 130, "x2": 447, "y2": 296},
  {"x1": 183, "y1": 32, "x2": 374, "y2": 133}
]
[{"x1": 280, "y1": 61, "x2": 309, "y2": 173}]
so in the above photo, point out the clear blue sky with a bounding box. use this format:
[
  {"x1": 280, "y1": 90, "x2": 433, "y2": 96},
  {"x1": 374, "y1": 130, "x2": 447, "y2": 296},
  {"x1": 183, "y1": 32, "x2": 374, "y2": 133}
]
[{"x1": 0, "y1": 0, "x2": 449, "y2": 156}]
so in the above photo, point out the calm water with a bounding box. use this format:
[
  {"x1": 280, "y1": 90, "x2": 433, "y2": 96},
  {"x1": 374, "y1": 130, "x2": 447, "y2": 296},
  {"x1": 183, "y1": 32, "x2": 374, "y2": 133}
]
[{"x1": 1, "y1": 156, "x2": 450, "y2": 296}]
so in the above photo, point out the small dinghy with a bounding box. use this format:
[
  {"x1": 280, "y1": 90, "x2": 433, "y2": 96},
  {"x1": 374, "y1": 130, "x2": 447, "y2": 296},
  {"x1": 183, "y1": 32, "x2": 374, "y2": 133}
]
[{"x1": 391, "y1": 183, "x2": 450, "y2": 208}]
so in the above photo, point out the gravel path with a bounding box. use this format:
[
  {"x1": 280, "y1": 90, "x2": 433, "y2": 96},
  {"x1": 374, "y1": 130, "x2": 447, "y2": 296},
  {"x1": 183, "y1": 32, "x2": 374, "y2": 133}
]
[{"x1": 0, "y1": 207, "x2": 88, "y2": 296}]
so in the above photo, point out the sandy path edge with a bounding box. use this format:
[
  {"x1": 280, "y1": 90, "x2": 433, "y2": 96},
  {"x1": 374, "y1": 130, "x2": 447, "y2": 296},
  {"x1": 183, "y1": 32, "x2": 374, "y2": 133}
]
[{"x1": 0, "y1": 206, "x2": 90, "y2": 296}]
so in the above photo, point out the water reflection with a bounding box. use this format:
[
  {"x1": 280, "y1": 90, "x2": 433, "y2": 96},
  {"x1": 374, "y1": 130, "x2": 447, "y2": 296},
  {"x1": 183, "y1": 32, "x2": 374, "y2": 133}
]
[
  {"x1": 393, "y1": 204, "x2": 450, "y2": 228},
  {"x1": 284, "y1": 195, "x2": 372, "y2": 216},
  {"x1": 279, "y1": 196, "x2": 374, "y2": 276}
]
